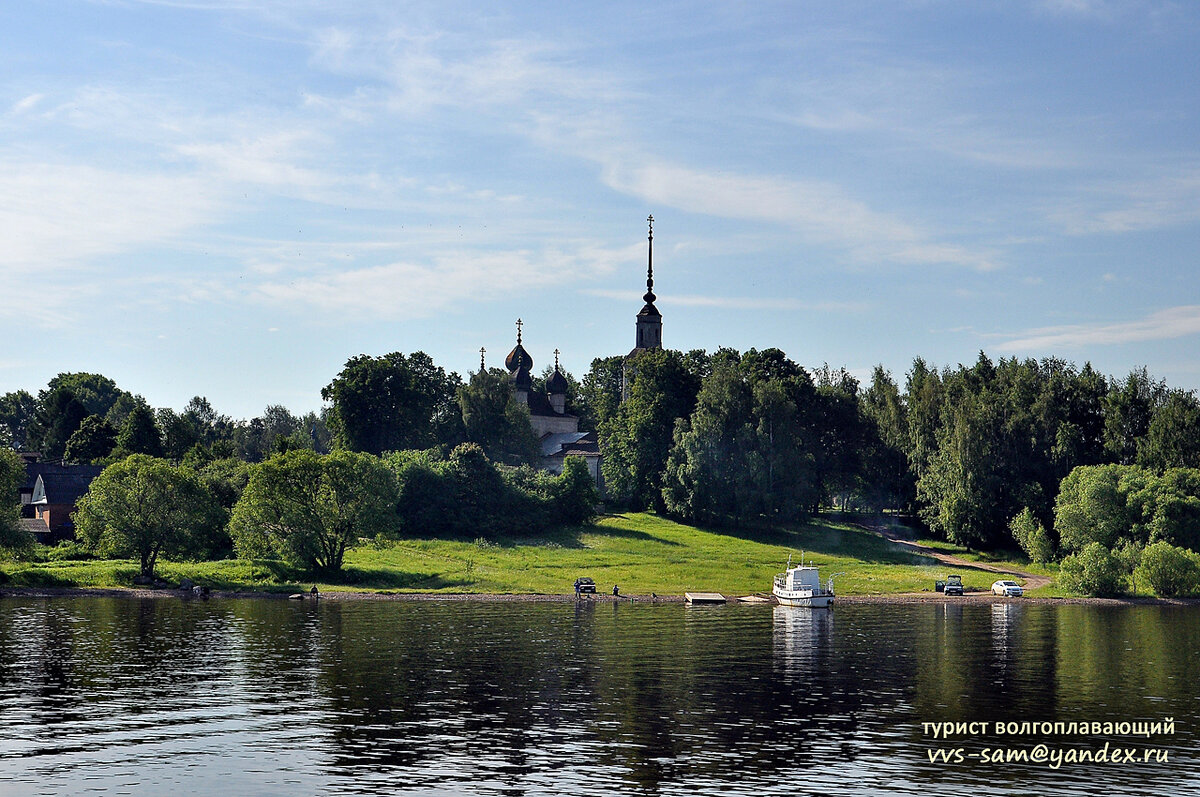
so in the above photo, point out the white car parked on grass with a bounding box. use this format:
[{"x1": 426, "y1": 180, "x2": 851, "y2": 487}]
[{"x1": 991, "y1": 580, "x2": 1023, "y2": 597}]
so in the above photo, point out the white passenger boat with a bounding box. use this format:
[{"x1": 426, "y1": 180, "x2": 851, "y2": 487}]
[{"x1": 772, "y1": 556, "x2": 835, "y2": 608}]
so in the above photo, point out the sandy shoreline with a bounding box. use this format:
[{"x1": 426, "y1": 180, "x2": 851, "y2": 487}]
[{"x1": 2, "y1": 585, "x2": 1198, "y2": 607}]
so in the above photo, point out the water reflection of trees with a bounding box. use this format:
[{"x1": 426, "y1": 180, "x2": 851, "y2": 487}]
[
  {"x1": 0, "y1": 597, "x2": 246, "y2": 768},
  {"x1": 308, "y1": 602, "x2": 898, "y2": 793},
  {"x1": 312, "y1": 602, "x2": 600, "y2": 789},
  {"x1": 2, "y1": 598, "x2": 1197, "y2": 795}
]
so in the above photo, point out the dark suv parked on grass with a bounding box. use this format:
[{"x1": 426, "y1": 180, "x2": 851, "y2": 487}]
[{"x1": 574, "y1": 577, "x2": 596, "y2": 594}]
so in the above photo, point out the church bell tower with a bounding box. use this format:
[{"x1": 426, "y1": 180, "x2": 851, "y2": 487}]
[
  {"x1": 634, "y1": 215, "x2": 662, "y2": 350},
  {"x1": 622, "y1": 215, "x2": 662, "y2": 402}
]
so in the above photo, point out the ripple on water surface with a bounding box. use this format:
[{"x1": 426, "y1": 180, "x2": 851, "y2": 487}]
[{"x1": 0, "y1": 598, "x2": 1197, "y2": 796}]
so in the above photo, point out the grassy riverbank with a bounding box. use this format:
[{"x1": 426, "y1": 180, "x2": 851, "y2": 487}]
[{"x1": 0, "y1": 513, "x2": 1050, "y2": 596}]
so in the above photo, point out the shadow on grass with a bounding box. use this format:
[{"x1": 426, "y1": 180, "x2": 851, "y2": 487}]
[
  {"x1": 680, "y1": 514, "x2": 938, "y2": 566},
  {"x1": 5, "y1": 569, "x2": 85, "y2": 588},
  {"x1": 391, "y1": 521, "x2": 683, "y2": 550},
  {"x1": 333, "y1": 567, "x2": 472, "y2": 590},
  {"x1": 581, "y1": 522, "x2": 684, "y2": 547},
  {"x1": 165, "y1": 560, "x2": 471, "y2": 593}
]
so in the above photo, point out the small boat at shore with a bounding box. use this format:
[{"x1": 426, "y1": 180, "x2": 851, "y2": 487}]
[{"x1": 772, "y1": 555, "x2": 835, "y2": 608}]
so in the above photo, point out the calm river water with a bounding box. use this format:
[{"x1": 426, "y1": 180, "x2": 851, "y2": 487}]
[{"x1": 0, "y1": 597, "x2": 1196, "y2": 796}]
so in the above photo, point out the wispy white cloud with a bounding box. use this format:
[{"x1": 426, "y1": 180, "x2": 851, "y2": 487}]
[
  {"x1": 1046, "y1": 167, "x2": 1200, "y2": 234},
  {"x1": 777, "y1": 60, "x2": 1085, "y2": 171},
  {"x1": 0, "y1": 160, "x2": 219, "y2": 273},
  {"x1": 997, "y1": 305, "x2": 1200, "y2": 350},
  {"x1": 1032, "y1": 0, "x2": 1135, "y2": 19},
  {"x1": 595, "y1": 158, "x2": 998, "y2": 271},
  {"x1": 311, "y1": 28, "x2": 620, "y2": 116},
  {"x1": 300, "y1": 16, "x2": 998, "y2": 273},
  {"x1": 177, "y1": 132, "x2": 332, "y2": 188},
  {"x1": 249, "y1": 241, "x2": 635, "y2": 319},
  {"x1": 9, "y1": 94, "x2": 44, "y2": 114}
]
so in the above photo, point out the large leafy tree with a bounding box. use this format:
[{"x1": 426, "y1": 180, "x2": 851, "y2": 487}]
[
  {"x1": 904, "y1": 357, "x2": 945, "y2": 486},
  {"x1": 116, "y1": 404, "x2": 164, "y2": 457},
  {"x1": 181, "y1": 396, "x2": 235, "y2": 447},
  {"x1": 0, "y1": 447, "x2": 31, "y2": 551},
  {"x1": 104, "y1": 392, "x2": 150, "y2": 431},
  {"x1": 388, "y1": 449, "x2": 461, "y2": 537},
  {"x1": 600, "y1": 348, "x2": 703, "y2": 510},
  {"x1": 158, "y1": 397, "x2": 235, "y2": 460},
  {"x1": 44, "y1": 373, "x2": 125, "y2": 418},
  {"x1": 1139, "y1": 390, "x2": 1200, "y2": 471},
  {"x1": 1105, "y1": 367, "x2": 1167, "y2": 465},
  {"x1": 859, "y1": 366, "x2": 914, "y2": 512},
  {"x1": 806, "y1": 365, "x2": 868, "y2": 511},
  {"x1": 230, "y1": 449, "x2": 399, "y2": 575},
  {"x1": 64, "y1": 416, "x2": 117, "y2": 464},
  {"x1": 910, "y1": 353, "x2": 1116, "y2": 548},
  {"x1": 322, "y1": 352, "x2": 462, "y2": 455},
  {"x1": 1053, "y1": 463, "x2": 1132, "y2": 552},
  {"x1": 236, "y1": 404, "x2": 303, "y2": 462},
  {"x1": 446, "y1": 442, "x2": 522, "y2": 536},
  {"x1": 299, "y1": 409, "x2": 334, "y2": 454},
  {"x1": 157, "y1": 408, "x2": 199, "y2": 460},
  {"x1": 578, "y1": 355, "x2": 625, "y2": 430},
  {"x1": 0, "y1": 390, "x2": 37, "y2": 449},
  {"x1": 552, "y1": 456, "x2": 600, "y2": 525},
  {"x1": 663, "y1": 349, "x2": 820, "y2": 525},
  {"x1": 28, "y1": 388, "x2": 89, "y2": 459},
  {"x1": 457, "y1": 368, "x2": 540, "y2": 466},
  {"x1": 663, "y1": 362, "x2": 760, "y2": 524},
  {"x1": 916, "y1": 355, "x2": 1033, "y2": 548},
  {"x1": 74, "y1": 456, "x2": 223, "y2": 579}
]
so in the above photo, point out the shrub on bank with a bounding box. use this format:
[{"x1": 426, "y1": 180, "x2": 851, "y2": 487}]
[
  {"x1": 387, "y1": 444, "x2": 597, "y2": 538},
  {"x1": 1137, "y1": 541, "x2": 1200, "y2": 598},
  {"x1": 1058, "y1": 541, "x2": 1127, "y2": 597},
  {"x1": 1010, "y1": 508, "x2": 1054, "y2": 564}
]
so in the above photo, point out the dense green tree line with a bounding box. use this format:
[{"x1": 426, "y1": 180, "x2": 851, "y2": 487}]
[
  {"x1": 1, "y1": 372, "x2": 331, "y2": 465},
  {"x1": 66, "y1": 446, "x2": 597, "y2": 579},
  {"x1": 7, "y1": 348, "x2": 1200, "y2": 597},
  {"x1": 584, "y1": 349, "x2": 1200, "y2": 553}
]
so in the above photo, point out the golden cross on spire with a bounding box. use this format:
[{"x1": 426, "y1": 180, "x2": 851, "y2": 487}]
[
  {"x1": 515, "y1": 318, "x2": 523, "y2": 344},
  {"x1": 645, "y1": 215, "x2": 655, "y2": 296}
]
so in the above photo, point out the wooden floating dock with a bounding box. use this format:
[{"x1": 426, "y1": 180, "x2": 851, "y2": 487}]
[{"x1": 685, "y1": 592, "x2": 727, "y2": 604}]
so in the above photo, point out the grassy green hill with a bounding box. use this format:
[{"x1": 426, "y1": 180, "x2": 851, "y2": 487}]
[{"x1": 1, "y1": 513, "x2": 1047, "y2": 596}]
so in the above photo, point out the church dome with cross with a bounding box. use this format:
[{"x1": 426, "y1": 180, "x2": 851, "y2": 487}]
[{"x1": 504, "y1": 318, "x2": 534, "y2": 372}]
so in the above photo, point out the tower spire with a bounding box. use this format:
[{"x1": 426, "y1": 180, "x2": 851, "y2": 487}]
[
  {"x1": 644, "y1": 215, "x2": 655, "y2": 302},
  {"x1": 480, "y1": 347, "x2": 486, "y2": 371},
  {"x1": 554, "y1": 348, "x2": 561, "y2": 371},
  {"x1": 516, "y1": 318, "x2": 523, "y2": 345}
]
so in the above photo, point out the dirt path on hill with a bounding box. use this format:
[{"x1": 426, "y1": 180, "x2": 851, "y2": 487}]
[{"x1": 853, "y1": 520, "x2": 1053, "y2": 591}]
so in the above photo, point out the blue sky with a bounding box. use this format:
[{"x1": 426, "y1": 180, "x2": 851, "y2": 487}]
[{"x1": 2, "y1": 0, "x2": 1198, "y2": 419}]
